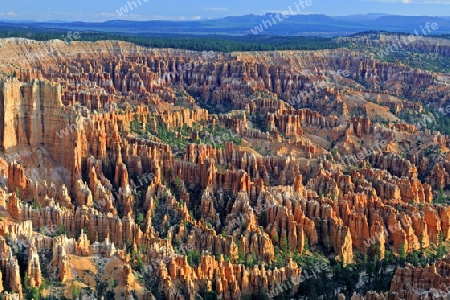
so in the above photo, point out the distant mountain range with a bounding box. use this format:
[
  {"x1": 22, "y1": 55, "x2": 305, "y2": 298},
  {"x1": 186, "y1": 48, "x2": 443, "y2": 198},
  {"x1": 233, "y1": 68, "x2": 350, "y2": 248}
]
[{"x1": 1, "y1": 14, "x2": 450, "y2": 36}]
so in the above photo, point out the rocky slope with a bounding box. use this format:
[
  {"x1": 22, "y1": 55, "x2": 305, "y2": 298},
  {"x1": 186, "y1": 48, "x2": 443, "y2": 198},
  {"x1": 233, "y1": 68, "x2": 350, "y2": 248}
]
[{"x1": 0, "y1": 37, "x2": 449, "y2": 299}]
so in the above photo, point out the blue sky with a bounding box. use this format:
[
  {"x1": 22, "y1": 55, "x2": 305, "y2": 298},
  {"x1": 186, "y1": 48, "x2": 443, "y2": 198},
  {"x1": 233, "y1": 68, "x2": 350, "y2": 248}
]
[{"x1": 0, "y1": 0, "x2": 449, "y2": 21}]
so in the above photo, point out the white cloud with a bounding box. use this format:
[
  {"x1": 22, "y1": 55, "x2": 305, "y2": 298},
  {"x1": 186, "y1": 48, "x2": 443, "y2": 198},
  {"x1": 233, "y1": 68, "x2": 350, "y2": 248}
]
[
  {"x1": 99, "y1": 12, "x2": 117, "y2": 18},
  {"x1": 202, "y1": 8, "x2": 229, "y2": 11},
  {"x1": 192, "y1": 16, "x2": 201, "y2": 20}
]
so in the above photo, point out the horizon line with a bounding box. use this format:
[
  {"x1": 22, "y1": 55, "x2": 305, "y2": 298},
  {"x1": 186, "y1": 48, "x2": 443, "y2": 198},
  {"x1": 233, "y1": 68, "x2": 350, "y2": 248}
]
[{"x1": 0, "y1": 12, "x2": 450, "y2": 24}]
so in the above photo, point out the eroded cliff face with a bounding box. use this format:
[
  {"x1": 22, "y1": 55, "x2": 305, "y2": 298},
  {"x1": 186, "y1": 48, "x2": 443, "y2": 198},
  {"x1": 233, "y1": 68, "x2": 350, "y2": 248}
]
[
  {"x1": 0, "y1": 38, "x2": 449, "y2": 299},
  {"x1": 0, "y1": 78, "x2": 62, "y2": 149},
  {"x1": 389, "y1": 258, "x2": 450, "y2": 299}
]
